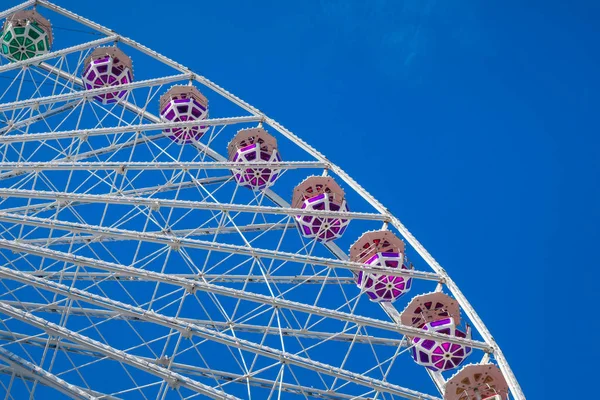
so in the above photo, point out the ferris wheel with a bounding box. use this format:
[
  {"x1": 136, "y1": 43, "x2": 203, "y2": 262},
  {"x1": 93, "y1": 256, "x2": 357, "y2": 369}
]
[{"x1": 0, "y1": 1, "x2": 525, "y2": 399}]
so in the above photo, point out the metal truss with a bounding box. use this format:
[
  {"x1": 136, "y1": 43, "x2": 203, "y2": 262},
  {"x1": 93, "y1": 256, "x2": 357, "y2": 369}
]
[
  {"x1": 0, "y1": 322, "x2": 431, "y2": 400},
  {"x1": 0, "y1": 188, "x2": 389, "y2": 221},
  {"x1": 0, "y1": 269, "x2": 441, "y2": 400},
  {"x1": 0, "y1": 305, "x2": 406, "y2": 347},
  {"x1": 0, "y1": 214, "x2": 438, "y2": 281},
  {"x1": 0, "y1": 347, "x2": 102, "y2": 399},
  {"x1": 0, "y1": 117, "x2": 265, "y2": 143},
  {"x1": 21, "y1": 272, "x2": 351, "y2": 285},
  {"x1": 0, "y1": 161, "x2": 326, "y2": 171},
  {"x1": 0, "y1": 1, "x2": 524, "y2": 399},
  {"x1": 0, "y1": 331, "x2": 396, "y2": 400},
  {"x1": 1, "y1": 175, "x2": 232, "y2": 214},
  {"x1": 17, "y1": 222, "x2": 295, "y2": 245},
  {"x1": 0, "y1": 301, "x2": 240, "y2": 400},
  {"x1": 0, "y1": 251, "x2": 472, "y2": 348},
  {"x1": 0, "y1": 73, "x2": 192, "y2": 112}
]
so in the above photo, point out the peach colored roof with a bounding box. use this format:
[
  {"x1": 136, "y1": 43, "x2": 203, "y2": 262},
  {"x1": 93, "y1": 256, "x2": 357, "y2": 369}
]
[
  {"x1": 84, "y1": 46, "x2": 133, "y2": 74},
  {"x1": 227, "y1": 127, "x2": 277, "y2": 161},
  {"x1": 349, "y1": 230, "x2": 405, "y2": 263},
  {"x1": 291, "y1": 176, "x2": 345, "y2": 209},
  {"x1": 159, "y1": 85, "x2": 208, "y2": 111},
  {"x1": 399, "y1": 292, "x2": 461, "y2": 328},
  {"x1": 6, "y1": 10, "x2": 53, "y2": 46},
  {"x1": 445, "y1": 364, "x2": 509, "y2": 400}
]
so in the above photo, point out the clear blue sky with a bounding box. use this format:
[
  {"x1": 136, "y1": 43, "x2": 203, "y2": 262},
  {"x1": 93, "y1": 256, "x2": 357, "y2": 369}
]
[{"x1": 6, "y1": 0, "x2": 600, "y2": 397}]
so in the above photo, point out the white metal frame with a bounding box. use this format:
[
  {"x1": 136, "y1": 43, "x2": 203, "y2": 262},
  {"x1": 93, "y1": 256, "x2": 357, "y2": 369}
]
[{"x1": 0, "y1": 1, "x2": 524, "y2": 399}]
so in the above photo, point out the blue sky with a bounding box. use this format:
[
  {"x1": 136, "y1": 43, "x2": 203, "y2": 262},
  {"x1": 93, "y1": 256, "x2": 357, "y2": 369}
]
[{"x1": 4, "y1": 0, "x2": 600, "y2": 397}]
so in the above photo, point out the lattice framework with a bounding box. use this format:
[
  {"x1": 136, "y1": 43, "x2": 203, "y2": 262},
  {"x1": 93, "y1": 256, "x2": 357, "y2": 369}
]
[{"x1": 0, "y1": 1, "x2": 524, "y2": 399}]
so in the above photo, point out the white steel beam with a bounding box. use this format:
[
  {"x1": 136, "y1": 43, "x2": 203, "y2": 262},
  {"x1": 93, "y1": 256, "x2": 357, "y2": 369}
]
[
  {"x1": 0, "y1": 267, "x2": 441, "y2": 400},
  {"x1": 157, "y1": 365, "x2": 367, "y2": 400},
  {"x1": 0, "y1": 212, "x2": 437, "y2": 281},
  {"x1": 0, "y1": 248, "x2": 481, "y2": 349},
  {"x1": 34, "y1": 61, "x2": 183, "y2": 133},
  {"x1": 19, "y1": 223, "x2": 294, "y2": 245},
  {"x1": 1, "y1": 175, "x2": 231, "y2": 214},
  {"x1": 0, "y1": 347, "x2": 100, "y2": 400},
  {"x1": 0, "y1": 330, "x2": 100, "y2": 359},
  {"x1": 23, "y1": 272, "x2": 347, "y2": 285},
  {"x1": 3, "y1": 1, "x2": 524, "y2": 397},
  {"x1": 0, "y1": 331, "x2": 383, "y2": 400},
  {"x1": 0, "y1": 368, "x2": 119, "y2": 399},
  {"x1": 0, "y1": 161, "x2": 326, "y2": 171},
  {"x1": 0, "y1": 3, "x2": 446, "y2": 396},
  {"x1": 0, "y1": 362, "x2": 355, "y2": 400},
  {"x1": 0, "y1": 116, "x2": 262, "y2": 144},
  {"x1": 0, "y1": 100, "x2": 82, "y2": 135},
  {"x1": 0, "y1": 74, "x2": 192, "y2": 112},
  {"x1": 0, "y1": 188, "x2": 389, "y2": 222},
  {"x1": 1, "y1": 302, "x2": 405, "y2": 347},
  {"x1": 0, "y1": 0, "x2": 35, "y2": 20},
  {"x1": 0, "y1": 301, "x2": 240, "y2": 399},
  {"x1": 0, "y1": 133, "x2": 165, "y2": 181}
]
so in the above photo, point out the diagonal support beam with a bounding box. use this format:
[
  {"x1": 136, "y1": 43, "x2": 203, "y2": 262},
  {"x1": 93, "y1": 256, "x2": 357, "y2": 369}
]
[
  {"x1": 0, "y1": 73, "x2": 192, "y2": 112},
  {"x1": 0, "y1": 116, "x2": 262, "y2": 143},
  {"x1": 0, "y1": 266, "x2": 441, "y2": 400},
  {"x1": 0, "y1": 211, "x2": 436, "y2": 281},
  {"x1": 1, "y1": 301, "x2": 406, "y2": 347},
  {"x1": 0, "y1": 100, "x2": 82, "y2": 135},
  {"x1": 0, "y1": 330, "x2": 375, "y2": 400},
  {"x1": 0, "y1": 301, "x2": 240, "y2": 399},
  {"x1": 0, "y1": 188, "x2": 388, "y2": 222},
  {"x1": 0, "y1": 251, "x2": 484, "y2": 350},
  {"x1": 2, "y1": 175, "x2": 231, "y2": 214},
  {"x1": 0, "y1": 161, "x2": 326, "y2": 171},
  {"x1": 18, "y1": 223, "x2": 294, "y2": 246},
  {"x1": 22, "y1": 272, "x2": 346, "y2": 285},
  {"x1": 0, "y1": 133, "x2": 165, "y2": 181},
  {"x1": 0, "y1": 346, "x2": 101, "y2": 399},
  {"x1": 0, "y1": 0, "x2": 35, "y2": 20}
]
